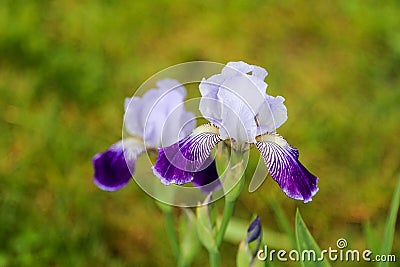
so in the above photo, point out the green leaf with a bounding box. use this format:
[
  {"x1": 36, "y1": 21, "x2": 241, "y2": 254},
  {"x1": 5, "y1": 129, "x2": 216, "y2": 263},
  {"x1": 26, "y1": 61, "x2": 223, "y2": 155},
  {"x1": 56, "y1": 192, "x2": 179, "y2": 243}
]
[
  {"x1": 270, "y1": 199, "x2": 296, "y2": 249},
  {"x1": 362, "y1": 221, "x2": 379, "y2": 253},
  {"x1": 378, "y1": 177, "x2": 400, "y2": 267},
  {"x1": 237, "y1": 240, "x2": 253, "y2": 267},
  {"x1": 295, "y1": 209, "x2": 331, "y2": 267}
]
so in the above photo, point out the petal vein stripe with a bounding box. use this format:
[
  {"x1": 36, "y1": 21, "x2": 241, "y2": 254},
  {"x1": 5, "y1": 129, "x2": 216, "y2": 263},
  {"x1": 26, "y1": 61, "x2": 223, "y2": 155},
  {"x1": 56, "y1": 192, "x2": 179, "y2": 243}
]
[
  {"x1": 256, "y1": 133, "x2": 318, "y2": 203},
  {"x1": 153, "y1": 125, "x2": 222, "y2": 185}
]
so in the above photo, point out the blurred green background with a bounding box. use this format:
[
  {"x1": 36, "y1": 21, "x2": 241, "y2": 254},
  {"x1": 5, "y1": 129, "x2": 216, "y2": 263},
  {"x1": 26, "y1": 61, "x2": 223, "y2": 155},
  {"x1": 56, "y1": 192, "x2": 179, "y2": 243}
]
[{"x1": 1, "y1": 0, "x2": 399, "y2": 266}]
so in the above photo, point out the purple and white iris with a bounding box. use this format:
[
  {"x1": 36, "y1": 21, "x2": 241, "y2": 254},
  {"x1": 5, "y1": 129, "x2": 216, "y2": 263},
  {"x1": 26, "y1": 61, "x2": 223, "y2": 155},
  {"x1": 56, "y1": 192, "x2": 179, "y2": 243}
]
[
  {"x1": 153, "y1": 62, "x2": 319, "y2": 203},
  {"x1": 93, "y1": 79, "x2": 219, "y2": 191}
]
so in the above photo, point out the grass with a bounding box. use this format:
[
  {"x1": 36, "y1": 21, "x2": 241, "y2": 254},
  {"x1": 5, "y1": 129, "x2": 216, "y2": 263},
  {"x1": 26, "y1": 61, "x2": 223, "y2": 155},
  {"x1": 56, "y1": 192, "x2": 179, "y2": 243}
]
[{"x1": 0, "y1": 0, "x2": 399, "y2": 266}]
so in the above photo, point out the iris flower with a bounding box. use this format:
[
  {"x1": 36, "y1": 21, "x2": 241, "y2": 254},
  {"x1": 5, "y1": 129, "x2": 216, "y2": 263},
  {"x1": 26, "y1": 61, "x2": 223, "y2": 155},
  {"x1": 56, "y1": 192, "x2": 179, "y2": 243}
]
[
  {"x1": 93, "y1": 79, "x2": 219, "y2": 191},
  {"x1": 153, "y1": 62, "x2": 319, "y2": 203}
]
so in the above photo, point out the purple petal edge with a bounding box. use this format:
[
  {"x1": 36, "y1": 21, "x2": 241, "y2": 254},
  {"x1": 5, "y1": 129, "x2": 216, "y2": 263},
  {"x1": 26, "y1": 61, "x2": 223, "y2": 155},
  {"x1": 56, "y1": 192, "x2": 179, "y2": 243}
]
[
  {"x1": 92, "y1": 143, "x2": 135, "y2": 191},
  {"x1": 152, "y1": 144, "x2": 193, "y2": 185},
  {"x1": 256, "y1": 135, "x2": 319, "y2": 203},
  {"x1": 153, "y1": 130, "x2": 221, "y2": 191},
  {"x1": 153, "y1": 153, "x2": 221, "y2": 193}
]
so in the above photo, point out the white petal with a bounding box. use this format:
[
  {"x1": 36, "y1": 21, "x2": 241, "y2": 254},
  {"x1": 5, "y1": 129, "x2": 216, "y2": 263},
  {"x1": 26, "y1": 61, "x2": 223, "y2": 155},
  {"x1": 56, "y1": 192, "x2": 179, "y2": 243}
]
[
  {"x1": 218, "y1": 83, "x2": 258, "y2": 144},
  {"x1": 222, "y1": 61, "x2": 253, "y2": 76},
  {"x1": 252, "y1": 65, "x2": 268, "y2": 80},
  {"x1": 221, "y1": 75, "x2": 267, "y2": 113},
  {"x1": 124, "y1": 79, "x2": 195, "y2": 147},
  {"x1": 199, "y1": 76, "x2": 224, "y2": 122},
  {"x1": 156, "y1": 78, "x2": 186, "y2": 97},
  {"x1": 223, "y1": 61, "x2": 268, "y2": 81},
  {"x1": 257, "y1": 95, "x2": 288, "y2": 133},
  {"x1": 124, "y1": 96, "x2": 146, "y2": 137}
]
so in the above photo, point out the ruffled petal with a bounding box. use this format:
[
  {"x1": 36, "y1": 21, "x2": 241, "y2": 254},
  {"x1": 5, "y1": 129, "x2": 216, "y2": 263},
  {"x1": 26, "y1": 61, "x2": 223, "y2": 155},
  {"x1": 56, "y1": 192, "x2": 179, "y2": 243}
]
[
  {"x1": 199, "y1": 61, "x2": 275, "y2": 145},
  {"x1": 252, "y1": 65, "x2": 268, "y2": 80},
  {"x1": 222, "y1": 61, "x2": 253, "y2": 76},
  {"x1": 223, "y1": 61, "x2": 268, "y2": 83},
  {"x1": 153, "y1": 124, "x2": 222, "y2": 187},
  {"x1": 199, "y1": 75, "x2": 225, "y2": 124},
  {"x1": 256, "y1": 95, "x2": 288, "y2": 134},
  {"x1": 93, "y1": 139, "x2": 145, "y2": 191},
  {"x1": 256, "y1": 133, "x2": 319, "y2": 203}
]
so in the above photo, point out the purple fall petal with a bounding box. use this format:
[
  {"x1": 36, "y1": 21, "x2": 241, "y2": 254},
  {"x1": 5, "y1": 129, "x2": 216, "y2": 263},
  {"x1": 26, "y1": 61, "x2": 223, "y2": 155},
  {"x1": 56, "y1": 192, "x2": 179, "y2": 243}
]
[
  {"x1": 192, "y1": 159, "x2": 221, "y2": 193},
  {"x1": 152, "y1": 143, "x2": 194, "y2": 185},
  {"x1": 153, "y1": 124, "x2": 222, "y2": 187},
  {"x1": 93, "y1": 140, "x2": 144, "y2": 191},
  {"x1": 256, "y1": 133, "x2": 319, "y2": 203}
]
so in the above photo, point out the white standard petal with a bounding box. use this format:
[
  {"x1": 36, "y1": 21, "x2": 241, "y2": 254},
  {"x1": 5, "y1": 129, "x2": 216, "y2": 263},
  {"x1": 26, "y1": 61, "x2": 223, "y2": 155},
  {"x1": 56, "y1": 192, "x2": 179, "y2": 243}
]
[
  {"x1": 222, "y1": 61, "x2": 253, "y2": 76},
  {"x1": 223, "y1": 61, "x2": 268, "y2": 81},
  {"x1": 145, "y1": 84, "x2": 192, "y2": 147},
  {"x1": 124, "y1": 97, "x2": 144, "y2": 138},
  {"x1": 124, "y1": 79, "x2": 194, "y2": 147},
  {"x1": 199, "y1": 76, "x2": 224, "y2": 123},
  {"x1": 161, "y1": 105, "x2": 196, "y2": 147},
  {"x1": 124, "y1": 89, "x2": 164, "y2": 145},
  {"x1": 251, "y1": 65, "x2": 268, "y2": 80},
  {"x1": 199, "y1": 61, "x2": 284, "y2": 147},
  {"x1": 199, "y1": 61, "x2": 268, "y2": 126},
  {"x1": 217, "y1": 85, "x2": 258, "y2": 146},
  {"x1": 221, "y1": 75, "x2": 267, "y2": 114},
  {"x1": 156, "y1": 78, "x2": 186, "y2": 97},
  {"x1": 256, "y1": 95, "x2": 288, "y2": 133}
]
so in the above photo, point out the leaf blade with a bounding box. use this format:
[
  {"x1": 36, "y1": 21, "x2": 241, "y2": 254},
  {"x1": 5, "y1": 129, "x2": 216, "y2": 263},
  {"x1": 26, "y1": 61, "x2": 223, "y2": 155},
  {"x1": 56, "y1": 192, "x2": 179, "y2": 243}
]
[
  {"x1": 378, "y1": 177, "x2": 400, "y2": 267},
  {"x1": 295, "y1": 209, "x2": 331, "y2": 267}
]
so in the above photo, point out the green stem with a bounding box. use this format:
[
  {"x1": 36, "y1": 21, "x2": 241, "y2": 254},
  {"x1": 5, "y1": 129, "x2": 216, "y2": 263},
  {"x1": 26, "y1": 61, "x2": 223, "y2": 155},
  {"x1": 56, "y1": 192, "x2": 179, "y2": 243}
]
[
  {"x1": 208, "y1": 149, "x2": 247, "y2": 267},
  {"x1": 209, "y1": 251, "x2": 220, "y2": 267},
  {"x1": 215, "y1": 200, "x2": 236, "y2": 247},
  {"x1": 216, "y1": 164, "x2": 246, "y2": 247},
  {"x1": 177, "y1": 257, "x2": 188, "y2": 267},
  {"x1": 163, "y1": 208, "x2": 181, "y2": 259}
]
